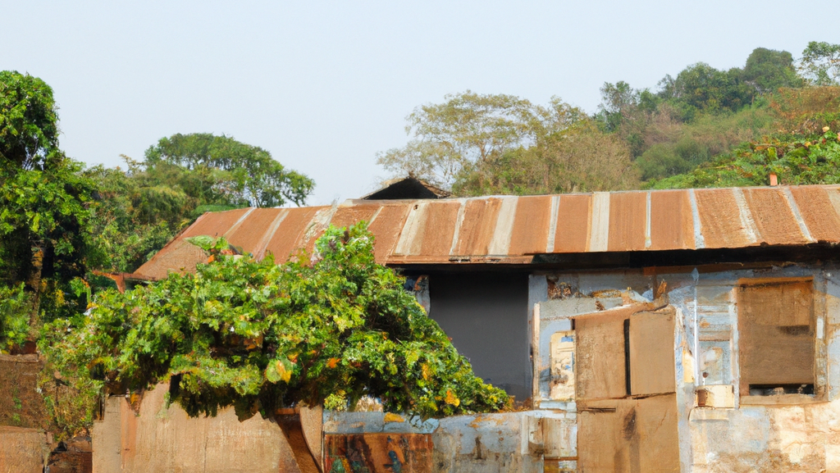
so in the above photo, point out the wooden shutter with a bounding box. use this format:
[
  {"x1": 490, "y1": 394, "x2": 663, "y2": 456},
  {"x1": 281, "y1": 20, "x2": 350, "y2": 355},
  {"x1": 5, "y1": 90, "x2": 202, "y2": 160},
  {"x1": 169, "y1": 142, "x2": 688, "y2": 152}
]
[{"x1": 738, "y1": 280, "x2": 814, "y2": 394}]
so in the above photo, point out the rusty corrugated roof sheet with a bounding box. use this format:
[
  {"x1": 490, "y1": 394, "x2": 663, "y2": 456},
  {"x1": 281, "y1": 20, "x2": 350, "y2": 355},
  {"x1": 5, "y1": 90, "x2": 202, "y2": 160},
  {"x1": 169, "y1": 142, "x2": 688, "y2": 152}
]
[{"x1": 131, "y1": 185, "x2": 840, "y2": 280}]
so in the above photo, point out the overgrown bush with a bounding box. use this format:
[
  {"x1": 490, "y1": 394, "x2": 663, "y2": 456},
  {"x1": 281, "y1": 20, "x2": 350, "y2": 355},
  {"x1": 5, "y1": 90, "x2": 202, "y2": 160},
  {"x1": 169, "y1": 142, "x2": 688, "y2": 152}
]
[{"x1": 39, "y1": 223, "x2": 508, "y2": 439}]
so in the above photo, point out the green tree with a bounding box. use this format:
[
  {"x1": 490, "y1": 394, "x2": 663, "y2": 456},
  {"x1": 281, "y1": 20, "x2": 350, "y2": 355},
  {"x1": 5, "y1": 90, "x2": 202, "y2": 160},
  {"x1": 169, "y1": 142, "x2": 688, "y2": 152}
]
[
  {"x1": 377, "y1": 91, "x2": 537, "y2": 189},
  {"x1": 83, "y1": 161, "x2": 192, "y2": 274},
  {"x1": 799, "y1": 41, "x2": 840, "y2": 86},
  {"x1": 743, "y1": 47, "x2": 803, "y2": 93},
  {"x1": 658, "y1": 63, "x2": 755, "y2": 120},
  {"x1": 145, "y1": 133, "x2": 314, "y2": 208},
  {"x1": 454, "y1": 118, "x2": 639, "y2": 195},
  {"x1": 0, "y1": 72, "x2": 96, "y2": 339},
  {"x1": 40, "y1": 223, "x2": 508, "y2": 440},
  {"x1": 0, "y1": 71, "x2": 60, "y2": 170}
]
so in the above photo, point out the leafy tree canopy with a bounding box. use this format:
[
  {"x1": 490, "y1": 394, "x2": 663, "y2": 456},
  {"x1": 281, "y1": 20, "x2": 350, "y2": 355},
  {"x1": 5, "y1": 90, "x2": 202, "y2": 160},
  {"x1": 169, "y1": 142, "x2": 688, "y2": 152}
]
[
  {"x1": 40, "y1": 223, "x2": 508, "y2": 438},
  {"x1": 146, "y1": 133, "x2": 314, "y2": 208},
  {"x1": 743, "y1": 48, "x2": 803, "y2": 93},
  {"x1": 0, "y1": 71, "x2": 96, "y2": 343},
  {"x1": 0, "y1": 71, "x2": 60, "y2": 170},
  {"x1": 377, "y1": 92, "x2": 637, "y2": 193},
  {"x1": 799, "y1": 41, "x2": 840, "y2": 86}
]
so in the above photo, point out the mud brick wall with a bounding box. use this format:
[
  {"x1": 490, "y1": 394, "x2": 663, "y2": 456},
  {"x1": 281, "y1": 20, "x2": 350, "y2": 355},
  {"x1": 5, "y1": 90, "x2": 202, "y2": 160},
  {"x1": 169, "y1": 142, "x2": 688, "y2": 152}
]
[{"x1": 0, "y1": 354, "x2": 47, "y2": 429}]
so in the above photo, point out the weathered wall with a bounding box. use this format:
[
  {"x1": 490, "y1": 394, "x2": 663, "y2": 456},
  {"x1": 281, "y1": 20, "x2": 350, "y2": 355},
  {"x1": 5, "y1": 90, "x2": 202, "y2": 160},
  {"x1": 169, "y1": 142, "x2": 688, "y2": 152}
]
[
  {"x1": 429, "y1": 272, "x2": 531, "y2": 401},
  {"x1": 0, "y1": 354, "x2": 47, "y2": 429},
  {"x1": 0, "y1": 426, "x2": 48, "y2": 473},
  {"x1": 92, "y1": 384, "x2": 297, "y2": 473},
  {"x1": 323, "y1": 410, "x2": 576, "y2": 473},
  {"x1": 527, "y1": 263, "x2": 840, "y2": 472}
]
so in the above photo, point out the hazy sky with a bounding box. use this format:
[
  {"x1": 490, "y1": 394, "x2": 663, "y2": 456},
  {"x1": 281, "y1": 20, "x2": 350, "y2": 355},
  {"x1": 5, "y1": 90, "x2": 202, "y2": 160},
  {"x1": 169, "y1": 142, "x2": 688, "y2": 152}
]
[{"x1": 3, "y1": 1, "x2": 837, "y2": 205}]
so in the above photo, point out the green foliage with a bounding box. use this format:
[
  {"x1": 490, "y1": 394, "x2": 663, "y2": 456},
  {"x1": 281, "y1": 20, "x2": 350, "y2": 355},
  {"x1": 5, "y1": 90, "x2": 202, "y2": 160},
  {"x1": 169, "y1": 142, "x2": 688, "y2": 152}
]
[
  {"x1": 0, "y1": 283, "x2": 33, "y2": 353},
  {"x1": 40, "y1": 223, "x2": 507, "y2": 438},
  {"x1": 649, "y1": 128, "x2": 840, "y2": 189},
  {"x1": 377, "y1": 91, "x2": 537, "y2": 189},
  {"x1": 743, "y1": 48, "x2": 803, "y2": 93},
  {"x1": 0, "y1": 71, "x2": 60, "y2": 170},
  {"x1": 453, "y1": 119, "x2": 638, "y2": 195},
  {"x1": 378, "y1": 92, "x2": 637, "y2": 193},
  {"x1": 657, "y1": 63, "x2": 756, "y2": 121},
  {"x1": 146, "y1": 133, "x2": 314, "y2": 207},
  {"x1": 799, "y1": 41, "x2": 840, "y2": 86},
  {"x1": 85, "y1": 135, "x2": 315, "y2": 274}
]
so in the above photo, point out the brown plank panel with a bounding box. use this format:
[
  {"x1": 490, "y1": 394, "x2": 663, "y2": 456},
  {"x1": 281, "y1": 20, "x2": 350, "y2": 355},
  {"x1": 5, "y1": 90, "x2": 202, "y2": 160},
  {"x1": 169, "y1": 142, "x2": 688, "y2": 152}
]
[
  {"x1": 742, "y1": 188, "x2": 806, "y2": 246},
  {"x1": 224, "y1": 208, "x2": 284, "y2": 255},
  {"x1": 650, "y1": 190, "x2": 695, "y2": 251},
  {"x1": 789, "y1": 186, "x2": 840, "y2": 243},
  {"x1": 694, "y1": 188, "x2": 753, "y2": 249},
  {"x1": 417, "y1": 201, "x2": 461, "y2": 257},
  {"x1": 577, "y1": 395, "x2": 680, "y2": 473},
  {"x1": 553, "y1": 194, "x2": 591, "y2": 253},
  {"x1": 608, "y1": 191, "x2": 647, "y2": 252},
  {"x1": 508, "y1": 195, "x2": 553, "y2": 255},
  {"x1": 263, "y1": 206, "x2": 324, "y2": 262},
  {"x1": 369, "y1": 204, "x2": 411, "y2": 264},
  {"x1": 629, "y1": 308, "x2": 676, "y2": 396},
  {"x1": 577, "y1": 401, "x2": 620, "y2": 472},
  {"x1": 454, "y1": 198, "x2": 503, "y2": 256},
  {"x1": 633, "y1": 394, "x2": 680, "y2": 472},
  {"x1": 738, "y1": 280, "x2": 814, "y2": 394},
  {"x1": 575, "y1": 310, "x2": 628, "y2": 401},
  {"x1": 181, "y1": 208, "x2": 251, "y2": 239}
]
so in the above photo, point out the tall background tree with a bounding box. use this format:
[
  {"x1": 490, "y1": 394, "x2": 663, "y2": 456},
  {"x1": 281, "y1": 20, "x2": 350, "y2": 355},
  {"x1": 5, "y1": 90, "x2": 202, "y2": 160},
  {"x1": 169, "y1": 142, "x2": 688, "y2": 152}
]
[
  {"x1": 0, "y1": 71, "x2": 96, "y2": 348},
  {"x1": 378, "y1": 92, "x2": 638, "y2": 194},
  {"x1": 87, "y1": 133, "x2": 315, "y2": 274}
]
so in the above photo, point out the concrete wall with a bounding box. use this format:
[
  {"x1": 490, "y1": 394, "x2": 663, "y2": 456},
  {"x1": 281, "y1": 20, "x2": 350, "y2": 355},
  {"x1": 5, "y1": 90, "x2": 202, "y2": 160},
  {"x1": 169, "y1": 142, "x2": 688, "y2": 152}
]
[{"x1": 429, "y1": 272, "x2": 531, "y2": 401}]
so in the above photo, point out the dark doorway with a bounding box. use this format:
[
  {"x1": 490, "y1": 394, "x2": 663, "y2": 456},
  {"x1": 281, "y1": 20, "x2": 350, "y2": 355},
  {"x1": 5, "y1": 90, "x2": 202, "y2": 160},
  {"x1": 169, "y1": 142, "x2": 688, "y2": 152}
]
[{"x1": 428, "y1": 272, "x2": 531, "y2": 401}]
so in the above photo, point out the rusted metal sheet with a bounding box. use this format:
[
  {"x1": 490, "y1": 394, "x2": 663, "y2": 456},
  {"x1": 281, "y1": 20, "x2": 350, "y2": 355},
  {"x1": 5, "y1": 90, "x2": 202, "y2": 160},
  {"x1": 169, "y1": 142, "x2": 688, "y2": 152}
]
[
  {"x1": 553, "y1": 194, "x2": 591, "y2": 253},
  {"x1": 509, "y1": 195, "x2": 553, "y2": 255},
  {"x1": 225, "y1": 208, "x2": 284, "y2": 255},
  {"x1": 367, "y1": 204, "x2": 411, "y2": 264},
  {"x1": 182, "y1": 208, "x2": 251, "y2": 239},
  {"x1": 742, "y1": 187, "x2": 807, "y2": 246},
  {"x1": 452, "y1": 198, "x2": 502, "y2": 256},
  {"x1": 264, "y1": 206, "x2": 325, "y2": 261},
  {"x1": 131, "y1": 185, "x2": 840, "y2": 279},
  {"x1": 649, "y1": 190, "x2": 694, "y2": 251},
  {"x1": 789, "y1": 186, "x2": 840, "y2": 242},
  {"x1": 607, "y1": 191, "x2": 647, "y2": 252},
  {"x1": 324, "y1": 433, "x2": 432, "y2": 473},
  {"x1": 694, "y1": 188, "x2": 756, "y2": 249}
]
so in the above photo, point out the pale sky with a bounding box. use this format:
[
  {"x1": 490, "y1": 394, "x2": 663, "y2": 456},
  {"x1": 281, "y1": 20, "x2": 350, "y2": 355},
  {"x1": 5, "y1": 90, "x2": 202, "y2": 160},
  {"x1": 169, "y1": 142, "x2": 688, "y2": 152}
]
[{"x1": 3, "y1": 1, "x2": 837, "y2": 205}]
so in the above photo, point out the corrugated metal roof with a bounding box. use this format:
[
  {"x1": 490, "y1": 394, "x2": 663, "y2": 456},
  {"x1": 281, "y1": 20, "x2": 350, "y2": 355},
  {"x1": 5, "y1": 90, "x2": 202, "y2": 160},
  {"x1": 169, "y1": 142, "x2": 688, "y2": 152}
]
[{"x1": 131, "y1": 185, "x2": 840, "y2": 280}]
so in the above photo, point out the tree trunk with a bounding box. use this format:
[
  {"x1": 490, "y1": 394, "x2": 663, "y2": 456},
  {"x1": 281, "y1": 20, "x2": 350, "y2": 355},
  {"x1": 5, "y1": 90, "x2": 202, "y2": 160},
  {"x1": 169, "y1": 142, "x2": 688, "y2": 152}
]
[{"x1": 275, "y1": 405, "x2": 323, "y2": 473}]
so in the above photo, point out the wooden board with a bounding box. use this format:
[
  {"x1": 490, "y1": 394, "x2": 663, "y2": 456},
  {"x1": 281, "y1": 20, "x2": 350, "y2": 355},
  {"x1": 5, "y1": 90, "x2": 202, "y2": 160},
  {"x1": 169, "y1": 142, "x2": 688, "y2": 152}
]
[
  {"x1": 578, "y1": 394, "x2": 680, "y2": 473},
  {"x1": 629, "y1": 308, "x2": 676, "y2": 396},
  {"x1": 324, "y1": 433, "x2": 432, "y2": 473},
  {"x1": 575, "y1": 311, "x2": 628, "y2": 400},
  {"x1": 738, "y1": 280, "x2": 814, "y2": 393}
]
